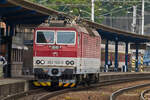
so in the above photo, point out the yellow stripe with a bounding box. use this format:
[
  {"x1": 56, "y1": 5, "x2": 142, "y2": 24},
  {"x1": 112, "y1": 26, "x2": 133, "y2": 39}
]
[
  {"x1": 141, "y1": 66, "x2": 143, "y2": 68},
  {"x1": 141, "y1": 62, "x2": 143, "y2": 64},
  {"x1": 33, "y1": 82, "x2": 40, "y2": 86},
  {"x1": 140, "y1": 67, "x2": 144, "y2": 72},
  {"x1": 132, "y1": 59, "x2": 135, "y2": 67},
  {"x1": 141, "y1": 58, "x2": 143, "y2": 64},
  {"x1": 64, "y1": 83, "x2": 70, "y2": 87},
  {"x1": 59, "y1": 82, "x2": 63, "y2": 87},
  {"x1": 70, "y1": 83, "x2": 76, "y2": 88},
  {"x1": 46, "y1": 82, "x2": 51, "y2": 86},
  {"x1": 132, "y1": 63, "x2": 135, "y2": 66},
  {"x1": 40, "y1": 82, "x2": 47, "y2": 86}
]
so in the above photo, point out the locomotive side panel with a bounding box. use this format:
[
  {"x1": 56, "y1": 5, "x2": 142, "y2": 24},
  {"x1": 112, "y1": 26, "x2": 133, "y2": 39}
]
[{"x1": 76, "y1": 31, "x2": 101, "y2": 74}]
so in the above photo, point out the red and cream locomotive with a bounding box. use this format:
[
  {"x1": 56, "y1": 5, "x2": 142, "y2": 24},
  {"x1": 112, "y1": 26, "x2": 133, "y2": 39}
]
[{"x1": 33, "y1": 22, "x2": 101, "y2": 87}]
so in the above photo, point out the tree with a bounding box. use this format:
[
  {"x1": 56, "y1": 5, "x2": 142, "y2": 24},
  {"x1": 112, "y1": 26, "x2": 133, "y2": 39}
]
[{"x1": 28, "y1": 0, "x2": 144, "y2": 23}]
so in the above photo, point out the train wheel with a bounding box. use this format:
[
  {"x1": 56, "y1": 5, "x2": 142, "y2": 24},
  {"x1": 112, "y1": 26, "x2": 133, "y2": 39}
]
[
  {"x1": 94, "y1": 73, "x2": 100, "y2": 83},
  {"x1": 86, "y1": 74, "x2": 92, "y2": 86}
]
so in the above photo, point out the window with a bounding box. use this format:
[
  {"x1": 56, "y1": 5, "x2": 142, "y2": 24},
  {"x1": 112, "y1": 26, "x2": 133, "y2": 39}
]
[
  {"x1": 36, "y1": 31, "x2": 54, "y2": 44},
  {"x1": 57, "y1": 31, "x2": 75, "y2": 44}
]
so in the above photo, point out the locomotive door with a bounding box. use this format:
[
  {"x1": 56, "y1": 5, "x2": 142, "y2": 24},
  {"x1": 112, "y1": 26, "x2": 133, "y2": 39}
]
[
  {"x1": 77, "y1": 32, "x2": 81, "y2": 73},
  {"x1": 79, "y1": 32, "x2": 83, "y2": 73}
]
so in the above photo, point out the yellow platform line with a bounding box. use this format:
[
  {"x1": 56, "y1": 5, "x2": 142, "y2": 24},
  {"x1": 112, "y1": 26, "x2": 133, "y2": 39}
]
[{"x1": 141, "y1": 58, "x2": 143, "y2": 65}]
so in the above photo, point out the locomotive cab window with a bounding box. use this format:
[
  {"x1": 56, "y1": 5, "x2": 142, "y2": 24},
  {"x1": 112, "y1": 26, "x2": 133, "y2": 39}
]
[
  {"x1": 56, "y1": 31, "x2": 76, "y2": 45},
  {"x1": 36, "y1": 31, "x2": 54, "y2": 44}
]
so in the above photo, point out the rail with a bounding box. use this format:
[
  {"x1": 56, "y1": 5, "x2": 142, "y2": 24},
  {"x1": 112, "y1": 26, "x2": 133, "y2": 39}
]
[
  {"x1": 38, "y1": 76, "x2": 150, "y2": 100},
  {"x1": 3, "y1": 75, "x2": 150, "y2": 100},
  {"x1": 2, "y1": 89, "x2": 44, "y2": 100},
  {"x1": 110, "y1": 83, "x2": 150, "y2": 100},
  {"x1": 140, "y1": 88, "x2": 150, "y2": 100}
]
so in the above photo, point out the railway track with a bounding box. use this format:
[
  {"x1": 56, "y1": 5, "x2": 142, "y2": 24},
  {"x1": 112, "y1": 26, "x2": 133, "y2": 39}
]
[
  {"x1": 140, "y1": 88, "x2": 150, "y2": 100},
  {"x1": 1, "y1": 88, "x2": 47, "y2": 100},
  {"x1": 110, "y1": 83, "x2": 150, "y2": 100},
  {"x1": 38, "y1": 76, "x2": 150, "y2": 100},
  {"x1": 2, "y1": 76, "x2": 150, "y2": 100},
  {"x1": 1, "y1": 87, "x2": 62, "y2": 100}
]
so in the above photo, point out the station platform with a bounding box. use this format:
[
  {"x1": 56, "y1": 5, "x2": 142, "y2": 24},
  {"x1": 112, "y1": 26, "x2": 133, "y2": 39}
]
[
  {"x1": 0, "y1": 78, "x2": 27, "y2": 85},
  {"x1": 0, "y1": 78, "x2": 30, "y2": 99},
  {"x1": 100, "y1": 72, "x2": 150, "y2": 76},
  {"x1": 100, "y1": 72, "x2": 150, "y2": 82}
]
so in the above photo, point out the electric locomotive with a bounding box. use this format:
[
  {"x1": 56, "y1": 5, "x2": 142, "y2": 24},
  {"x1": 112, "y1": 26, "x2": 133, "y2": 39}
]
[{"x1": 33, "y1": 21, "x2": 101, "y2": 87}]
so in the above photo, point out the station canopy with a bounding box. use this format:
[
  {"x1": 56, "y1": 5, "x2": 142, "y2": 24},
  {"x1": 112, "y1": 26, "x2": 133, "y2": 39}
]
[
  {"x1": 1, "y1": 0, "x2": 150, "y2": 43},
  {"x1": 0, "y1": 0, "x2": 63, "y2": 25}
]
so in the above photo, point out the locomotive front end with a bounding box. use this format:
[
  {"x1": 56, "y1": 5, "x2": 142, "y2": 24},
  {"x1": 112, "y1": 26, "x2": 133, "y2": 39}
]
[{"x1": 33, "y1": 27, "x2": 77, "y2": 87}]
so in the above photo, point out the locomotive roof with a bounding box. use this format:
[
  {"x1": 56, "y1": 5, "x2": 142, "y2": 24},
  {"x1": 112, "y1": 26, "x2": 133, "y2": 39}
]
[
  {"x1": 1, "y1": 0, "x2": 150, "y2": 43},
  {"x1": 37, "y1": 24, "x2": 99, "y2": 37}
]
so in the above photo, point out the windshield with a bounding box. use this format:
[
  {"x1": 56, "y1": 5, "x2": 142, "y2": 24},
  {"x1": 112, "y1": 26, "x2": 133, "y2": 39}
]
[
  {"x1": 57, "y1": 31, "x2": 75, "y2": 44},
  {"x1": 36, "y1": 31, "x2": 54, "y2": 44}
]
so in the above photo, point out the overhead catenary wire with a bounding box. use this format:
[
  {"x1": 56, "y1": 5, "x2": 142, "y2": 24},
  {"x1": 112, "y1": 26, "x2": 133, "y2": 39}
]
[{"x1": 96, "y1": 0, "x2": 150, "y2": 2}]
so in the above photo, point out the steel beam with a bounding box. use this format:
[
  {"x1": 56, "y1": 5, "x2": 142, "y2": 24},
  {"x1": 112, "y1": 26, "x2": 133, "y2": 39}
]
[
  {"x1": 135, "y1": 44, "x2": 139, "y2": 72},
  {"x1": 105, "y1": 40, "x2": 109, "y2": 72},
  {"x1": 114, "y1": 40, "x2": 118, "y2": 72},
  {"x1": 5, "y1": 25, "x2": 14, "y2": 77},
  {"x1": 125, "y1": 42, "x2": 128, "y2": 71}
]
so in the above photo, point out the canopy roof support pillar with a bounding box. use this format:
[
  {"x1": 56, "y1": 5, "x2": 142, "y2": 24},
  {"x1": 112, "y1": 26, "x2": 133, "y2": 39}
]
[
  {"x1": 135, "y1": 44, "x2": 139, "y2": 72},
  {"x1": 5, "y1": 24, "x2": 14, "y2": 77},
  {"x1": 105, "y1": 40, "x2": 109, "y2": 72},
  {"x1": 114, "y1": 40, "x2": 118, "y2": 72},
  {"x1": 125, "y1": 42, "x2": 128, "y2": 71}
]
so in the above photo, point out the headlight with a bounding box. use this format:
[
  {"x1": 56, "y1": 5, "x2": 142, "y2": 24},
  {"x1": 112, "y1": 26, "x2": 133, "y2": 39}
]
[
  {"x1": 70, "y1": 61, "x2": 74, "y2": 65},
  {"x1": 41, "y1": 60, "x2": 45, "y2": 64},
  {"x1": 65, "y1": 60, "x2": 75, "y2": 65},
  {"x1": 36, "y1": 60, "x2": 41, "y2": 64},
  {"x1": 65, "y1": 60, "x2": 70, "y2": 65}
]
